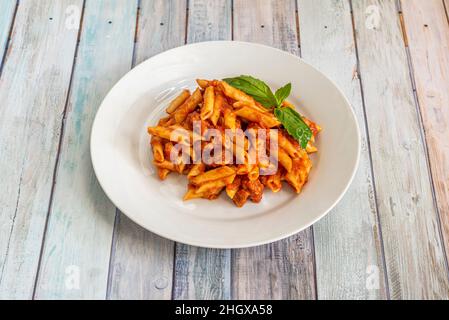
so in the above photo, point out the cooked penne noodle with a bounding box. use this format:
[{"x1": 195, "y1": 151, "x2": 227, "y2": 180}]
[
  {"x1": 174, "y1": 88, "x2": 203, "y2": 123},
  {"x1": 277, "y1": 148, "x2": 293, "y2": 172},
  {"x1": 211, "y1": 92, "x2": 224, "y2": 126},
  {"x1": 284, "y1": 157, "x2": 312, "y2": 193},
  {"x1": 190, "y1": 166, "x2": 236, "y2": 186},
  {"x1": 166, "y1": 89, "x2": 191, "y2": 114},
  {"x1": 195, "y1": 174, "x2": 235, "y2": 194},
  {"x1": 261, "y1": 170, "x2": 282, "y2": 192},
  {"x1": 226, "y1": 176, "x2": 241, "y2": 199},
  {"x1": 158, "y1": 168, "x2": 171, "y2": 180},
  {"x1": 247, "y1": 164, "x2": 259, "y2": 181},
  {"x1": 151, "y1": 136, "x2": 164, "y2": 162},
  {"x1": 278, "y1": 131, "x2": 300, "y2": 158},
  {"x1": 306, "y1": 142, "x2": 318, "y2": 153},
  {"x1": 234, "y1": 106, "x2": 280, "y2": 128},
  {"x1": 148, "y1": 125, "x2": 192, "y2": 146},
  {"x1": 154, "y1": 159, "x2": 176, "y2": 171},
  {"x1": 187, "y1": 163, "x2": 206, "y2": 178},
  {"x1": 223, "y1": 105, "x2": 237, "y2": 131},
  {"x1": 303, "y1": 116, "x2": 322, "y2": 136},
  {"x1": 219, "y1": 81, "x2": 255, "y2": 105},
  {"x1": 196, "y1": 79, "x2": 209, "y2": 89},
  {"x1": 201, "y1": 86, "x2": 215, "y2": 120},
  {"x1": 233, "y1": 101, "x2": 268, "y2": 113},
  {"x1": 282, "y1": 100, "x2": 295, "y2": 109}
]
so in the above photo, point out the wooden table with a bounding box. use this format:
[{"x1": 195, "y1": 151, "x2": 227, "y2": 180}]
[{"x1": 0, "y1": 0, "x2": 448, "y2": 300}]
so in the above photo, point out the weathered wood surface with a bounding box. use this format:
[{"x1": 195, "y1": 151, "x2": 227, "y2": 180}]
[
  {"x1": 401, "y1": 0, "x2": 449, "y2": 264},
  {"x1": 445, "y1": 0, "x2": 449, "y2": 21},
  {"x1": 0, "y1": 0, "x2": 83, "y2": 299},
  {"x1": 107, "y1": 0, "x2": 187, "y2": 300},
  {"x1": 0, "y1": 0, "x2": 16, "y2": 70},
  {"x1": 232, "y1": 0, "x2": 316, "y2": 300},
  {"x1": 173, "y1": 0, "x2": 232, "y2": 300},
  {"x1": 34, "y1": 0, "x2": 138, "y2": 299},
  {"x1": 352, "y1": 0, "x2": 449, "y2": 299},
  {"x1": 297, "y1": 0, "x2": 387, "y2": 299},
  {"x1": 0, "y1": 0, "x2": 448, "y2": 300}
]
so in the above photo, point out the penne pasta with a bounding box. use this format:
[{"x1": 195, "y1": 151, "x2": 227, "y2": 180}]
[
  {"x1": 226, "y1": 176, "x2": 241, "y2": 199},
  {"x1": 201, "y1": 86, "x2": 215, "y2": 120},
  {"x1": 148, "y1": 125, "x2": 192, "y2": 146},
  {"x1": 277, "y1": 148, "x2": 293, "y2": 172},
  {"x1": 154, "y1": 159, "x2": 176, "y2": 171},
  {"x1": 166, "y1": 89, "x2": 191, "y2": 114},
  {"x1": 150, "y1": 136, "x2": 164, "y2": 162},
  {"x1": 196, "y1": 174, "x2": 235, "y2": 194},
  {"x1": 234, "y1": 106, "x2": 280, "y2": 128},
  {"x1": 174, "y1": 88, "x2": 203, "y2": 123},
  {"x1": 157, "y1": 168, "x2": 171, "y2": 180},
  {"x1": 284, "y1": 156, "x2": 312, "y2": 193},
  {"x1": 190, "y1": 166, "x2": 236, "y2": 186},
  {"x1": 187, "y1": 163, "x2": 206, "y2": 179},
  {"x1": 223, "y1": 105, "x2": 237, "y2": 131},
  {"x1": 211, "y1": 92, "x2": 224, "y2": 126},
  {"x1": 219, "y1": 81, "x2": 255, "y2": 105},
  {"x1": 278, "y1": 131, "x2": 301, "y2": 158}
]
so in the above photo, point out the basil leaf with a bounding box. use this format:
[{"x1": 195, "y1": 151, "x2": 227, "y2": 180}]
[
  {"x1": 274, "y1": 83, "x2": 291, "y2": 106},
  {"x1": 223, "y1": 75, "x2": 278, "y2": 108},
  {"x1": 274, "y1": 107, "x2": 312, "y2": 149}
]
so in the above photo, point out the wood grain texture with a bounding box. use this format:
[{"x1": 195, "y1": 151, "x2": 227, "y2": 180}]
[
  {"x1": 172, "y1": 0, "x2": 232, "y2": 300},
  {"x1": 34, "y1": 0, "x2": 138, "y2": 299},
  {"x1": 0, "y1": 0, "x2": 16, "y2": 69},
  {"x1": 352, "y1": 0, "x2": 449, "y2": 299},
  {"x1": 445, "y1": 0, "x2": 449, "y2": 23},
  {"x1": 401, "y1": 0, "x2": 449, "y2": 268},
  {"x1": 107, "y1": 0, "x2": 187, "y2": 300},
  {"x1": 297, "y1": 0, "x2": 387, "y2": 299},
  {"x1": 0, "y1": 0, "x2": 82, "y2": 299},
  {"x1": 232, "y1": 0, "x2": 316, "y2": 300}
]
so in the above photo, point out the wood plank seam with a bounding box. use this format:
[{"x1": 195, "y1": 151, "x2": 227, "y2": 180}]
[
  {"x1": 105, "y1": 1, "x2": 142, "y2": 299},
  {"x1": 170, "y1": 0, "x2": 189, "y2": 300},
  {"x1": 295, "y1": 1, "x2": 301, "y2": 53},
  {"x1": 348, "y1": 0, "x2": 391, "y2": 299},
  {"x1": 0, "y1": 158, "x2": 24, "y2": 285},
  {"x1": 443, "y1": 0, "x2": 449, "y2": 24},
  {"x1": 106, "y1": 211, "x2": 121, "y2": 299},
  {"x1": 0, "y1": 0, "x2": 19, "y2": 77},
  {"x1": 31, "y1": 0, "x2": 88, "y2": 299},
  {"x1": 295, "y1": 0, "x2": 317, "y2": 299},
  {"x1": 105, "y1": 0, "x2": 141, "y2": 300},
  {"x1": 399, "y1": 0, "x2": 449, "y2": 276},
  {"x1": 106, "y1": 0, "x2": 175, "y2": 300}
]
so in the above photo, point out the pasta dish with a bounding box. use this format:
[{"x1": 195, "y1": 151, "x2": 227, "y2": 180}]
[{"x1": 147, "y1": 76, "x2": 321, "y2": 207}]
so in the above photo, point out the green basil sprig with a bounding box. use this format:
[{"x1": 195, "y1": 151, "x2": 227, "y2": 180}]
[{"x1": 223, "y1": 75, "x2": 312, "y2": 149}]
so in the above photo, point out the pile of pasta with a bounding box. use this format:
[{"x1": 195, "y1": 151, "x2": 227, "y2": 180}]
[{"x1": 147, "y1": 79, "x2": 321, "y2": 207}]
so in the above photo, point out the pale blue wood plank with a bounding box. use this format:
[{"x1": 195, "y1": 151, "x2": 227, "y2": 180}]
[
  {"x1": 34, "y1": 0, "x2": 138, "y2": 299},
  {"x1": 353, "y1": 0, "x2": 449, "y2": 298},
  {"x1": 297, "y1": 0, "x2": 388, "y2": 299},
  {"x1": 0, "y1": 0, "x2": 16, "y2": 69},
  {"x1": 172, "y1": 0, "x2": 232, "y2": 300},
  {"x1": 0, "y1": 0, "x2": 83, "y2": 299},
  {"x1": 232, "y1": 0, "x2": 316, "y2": 299},
  {"x1": 107, "y1": 0, "x2": 187, "y2": 300}
]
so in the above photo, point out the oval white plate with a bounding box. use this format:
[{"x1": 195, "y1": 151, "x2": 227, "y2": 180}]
[{"x1": 91, "y1": 41, "x2": 360, "y2": 248}]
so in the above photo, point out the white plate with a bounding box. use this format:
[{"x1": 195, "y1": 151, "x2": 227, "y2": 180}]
[{"x1": 91, "y1": 41, "x2": 360, "y2": 248}]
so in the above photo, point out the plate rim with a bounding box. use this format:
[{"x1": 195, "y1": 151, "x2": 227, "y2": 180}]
[{"x1": 90, "y1": 40, "x2": 361, "y2": 248}]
